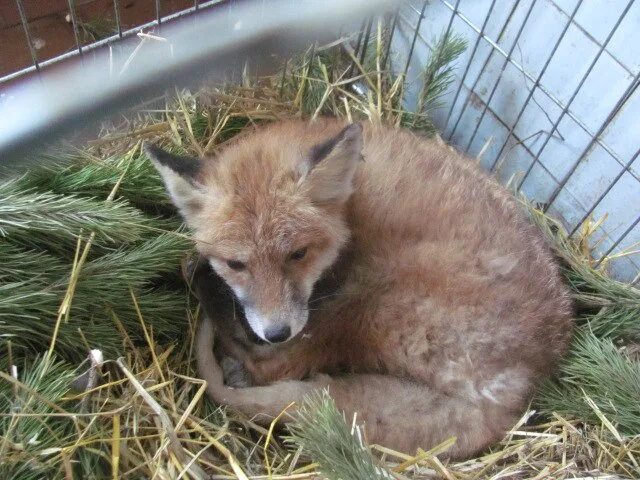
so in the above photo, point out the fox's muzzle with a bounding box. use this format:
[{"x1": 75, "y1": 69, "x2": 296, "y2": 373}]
[{"x1": 242, "y1": 304, "x2": 309, "y2": 344}]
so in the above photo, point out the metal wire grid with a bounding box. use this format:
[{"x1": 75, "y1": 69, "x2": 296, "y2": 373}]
[
  {"x1": 2, "y1": 0, "x2": 638, "y2": 283},
  {"x1": 391, "y1": 0, "x2": 639, "y2": 283},
  {"x1": 2, "y1": 0, "x2": 225, "y2": 84}
]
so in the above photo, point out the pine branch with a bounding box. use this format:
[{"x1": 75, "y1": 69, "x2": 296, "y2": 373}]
[
  {"x1": 527, "y1": 205, "x2": 640, "y2": 340},
  {"x1": 417, "y1": 32, "x2": 467, "y2": 112},
  {"x1": 13, "y1": 151, "x2": 175, "y2": 210},
  {"x1": 0, "y1": 281, "x2": 59, "y2": 327},
  {"x1": 74, "y1": 232, "x2": 190, "y2": 293},
  {"x1": 403, "y1": 32, "x2": 466, "y2": 134},
  {"x1": 2, "y1": 282, "x2": 188, "y2": 358},
  {"x1": 0, "y1": 241, "x2": 68, "y2": 285},
  {"x1": 287, "y1": 391, "x2": 390, "y2": 480},
  {"x1": 0, "y1": 356, "x2": 80, "y2": 480},
  {"x1": 0, "y1": 180, "x2": 154, "y2": 248},
  {"x1": 537, "y1": 331, "x2": 640, "y2": 434}
]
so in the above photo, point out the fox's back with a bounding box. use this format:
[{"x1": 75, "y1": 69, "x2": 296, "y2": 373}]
[
  {"x1": 354, "y1": 123, "x2": 571, "y2": 375},
  {"x1": 196, "y1": 118, "x2": 571, "y2": 381},
  {"x1": 235, "y1": 118, "x2": 551, "y2": 257},
  {"x1": 243, "y1": 118, "x2": 572, "y2": 380}
]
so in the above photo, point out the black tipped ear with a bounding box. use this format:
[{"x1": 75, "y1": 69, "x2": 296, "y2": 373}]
[
  {"x1": 309, "y1": 123, "x2": 363, "y2": 167},
  {"x1": 143, "y1": 142, "x2": 207, "y2": 224},
  {"x1": 143, "y1": 142, "x2": 201, "y2": 179},
  {"x1": 303, "y1": 123, "x2": 364, "y2": 204}
]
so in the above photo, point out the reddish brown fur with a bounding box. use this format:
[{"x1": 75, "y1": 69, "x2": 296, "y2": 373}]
[{"x1": 149, "y1": 118, "x2": 573, "y2": 459}]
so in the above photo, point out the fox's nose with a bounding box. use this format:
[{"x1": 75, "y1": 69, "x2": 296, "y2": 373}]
[{"x1": 264, "y1": 325, "x2": 291, "y2": 343}]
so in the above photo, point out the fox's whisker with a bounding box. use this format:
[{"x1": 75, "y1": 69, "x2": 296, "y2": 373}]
[{"x1": 308, "y1": 291, "x2": 355, "y2": 304}]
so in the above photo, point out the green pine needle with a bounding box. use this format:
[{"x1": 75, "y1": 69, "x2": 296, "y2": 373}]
[
  {"x1": 287, "y1": 391, "x2": 391, "y2": 480},
  {"x1": 0, "y1": 181, "x2": 153, "y2": 248},
  {"x1": 537, "y1": 331, "x2": 640, "y2": 434},
  {"x1": 0, "y1": 356, "x2": 83, "y2": 480},
  {"x1": 13, "y1": 152, "x2": 174, "y2": 209},
  {"x1": 403, "y1": 31, "x2": 467, "y2": 134}
]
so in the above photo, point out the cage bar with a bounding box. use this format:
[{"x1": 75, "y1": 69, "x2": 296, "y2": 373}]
[
  {"x1": 0, "y1": 0, "x2": 231, "y2": 85},
  {"x1": 66, "y1": 0, "x2": 83, "y2": 54},
  {"x1": 571, "y1": 141, "x2": 640, "y2": 239},
  {"x1": 346, "y1": 19, "x2": 368, "y2": 78},
  {"x1": 445, "y1": 0, "x2": 520, "y2": 141},
  {"x1": 434, "y1": 0, "x2": 637, "y2": 183},
  {"x1": 443, "y1": 0, "x2": 498, "y2": 130},
  {"x1": 544, "y1": 71, "x2": 640, "y2": 217},
  {"x1": 404, "y1": 0, "x2": 640, "y2": 278},
  {"x1": 442, "y1": 0, "x2": 461, "y2": 42},
  {"x1": 596, "y1": 213, "x2": 640, "y2": 269},
  {"x1": 113, "y1": 0, "x2": 123, "y2": 38},
  {"x1": 156, "y1": 0, "x2": 162, "y2": 26},
  {"x1": 402, "y1": 0, "x2": 428, "y2": 79},
  {"x1": 357, "y1": 18, "x2": 374, "y2": 68},
  {"x1": 14, "y1": 0, "x2": 40, "y2": 71},
  {"x1": 382, "y1": 8, "x2": 399, "y2": 68}
]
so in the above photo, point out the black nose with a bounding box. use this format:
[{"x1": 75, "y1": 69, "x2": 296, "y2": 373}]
[{"x1": 264, "y1": 325, "x2": 291, "y2": 343}]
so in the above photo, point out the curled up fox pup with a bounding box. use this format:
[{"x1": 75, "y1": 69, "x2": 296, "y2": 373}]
[{"x1": 145, "y1": 119, "x2": 573, "y2": 459}]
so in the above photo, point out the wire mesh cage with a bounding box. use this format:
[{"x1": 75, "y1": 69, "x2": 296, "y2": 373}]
[
  {"x1": 2, "y1": 0, "x2": 638, "y2": 284},
  {"x1": 394, "y1": 0, "x2": 640, "y2": 283}
]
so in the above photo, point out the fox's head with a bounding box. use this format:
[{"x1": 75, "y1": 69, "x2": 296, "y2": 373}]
[{"x1": 145, "y1": 121, "x2": 363, "y2": 343}]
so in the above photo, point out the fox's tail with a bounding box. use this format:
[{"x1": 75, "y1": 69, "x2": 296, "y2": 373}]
[{"x1": 195, "y1": 327, "x2": 527, "y2": 460}]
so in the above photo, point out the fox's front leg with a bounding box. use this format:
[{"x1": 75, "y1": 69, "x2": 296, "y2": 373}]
[
  {"x1": 197, "y1": 315, "x2": 326, "y2": 411},
  {"x1": 243, "y1": 345, "x2": 317, "y2": 385},
  {"x1": 245, "y1": 325, "x2": 343, "y2": 385}
]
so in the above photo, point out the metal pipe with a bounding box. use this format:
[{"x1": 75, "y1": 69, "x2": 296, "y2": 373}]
[{"x1": 0, "y1": 0, "x2": 400, "y2": 165}]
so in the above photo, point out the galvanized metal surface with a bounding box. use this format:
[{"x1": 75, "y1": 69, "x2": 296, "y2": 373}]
[{"x1": 394, "y1": 0, "x2": 639, "y2": 282}]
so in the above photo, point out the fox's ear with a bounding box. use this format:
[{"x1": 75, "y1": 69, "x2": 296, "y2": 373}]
[
  {"x1": 303, "y1": 123, "x2": 363, "y2": 204},
  {"x1": 143, "y1": 142, "x2": 207, "y2": 223}
]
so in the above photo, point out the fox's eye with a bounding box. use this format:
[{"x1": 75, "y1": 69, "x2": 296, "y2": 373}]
[
  {"x1": 289, "y1": 247, "x2": 307, "y2": 261},
  {"x1": 226, "y1": 260, "x2": 246, "y2": 271}
]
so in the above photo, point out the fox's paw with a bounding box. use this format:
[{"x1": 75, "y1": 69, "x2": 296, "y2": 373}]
[{"x1": 221, "y1": 356, "x2": 253, "y2": 388}]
